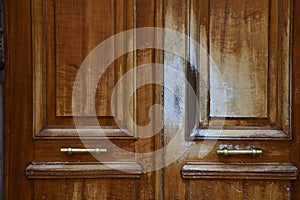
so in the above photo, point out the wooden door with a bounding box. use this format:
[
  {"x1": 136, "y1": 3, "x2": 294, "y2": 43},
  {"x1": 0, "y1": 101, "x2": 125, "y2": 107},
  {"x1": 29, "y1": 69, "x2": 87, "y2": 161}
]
[
  {"x1": 4, "y1": 0, "x2": 300, "y2": 199},
  {"x1": 163, "y1": 0, "x2": 300, "y2": 199},
  {"x1": 4, "y1": 0, "x2": 163, "y2": 199}
]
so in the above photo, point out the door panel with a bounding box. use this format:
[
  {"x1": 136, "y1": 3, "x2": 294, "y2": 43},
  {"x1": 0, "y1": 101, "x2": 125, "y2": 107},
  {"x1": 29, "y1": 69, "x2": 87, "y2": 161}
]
[
  {"x1": 5, "y1": 0, "x2": 160, "y2": 199},
  {"x1": 33, "y1": 0, "x2": 136, "y2": 137},
  {"x1": 187, "y1": 180, "x2": 292, "y2": 200},
  {"x1": 33, "y1": 179, "x2": 138, "y2": 200},
  {"x1": 163, "y1": 0, "x2": 298, "y2": 199},
  {"x1": 186, "y1": 0, "x2": 291, "y2": 139},
  {"x1": 209, "y1": 0, "x2": 269, "y2": 118}
]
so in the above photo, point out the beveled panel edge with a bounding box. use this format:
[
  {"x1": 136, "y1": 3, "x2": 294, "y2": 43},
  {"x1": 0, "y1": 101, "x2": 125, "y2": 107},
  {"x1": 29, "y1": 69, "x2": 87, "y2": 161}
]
[
  {"x1": 182, "y1": 162, "x2": 298, "y2": 180},
  {"x1": 187, "y1": 128, "x2": 290, "y2": 141},
  {"x1": 190, "y1": 0, "x2": 292, "y2": 139},
  {"x1": 32, "y1": 0, "x2": 139, "y2": 139},
  {"x1": 25, "y1": 162, "x2": 142, "y2": 179},
  {"x1": 34, "y1": 127, "x2": 137, "y2": 140}
]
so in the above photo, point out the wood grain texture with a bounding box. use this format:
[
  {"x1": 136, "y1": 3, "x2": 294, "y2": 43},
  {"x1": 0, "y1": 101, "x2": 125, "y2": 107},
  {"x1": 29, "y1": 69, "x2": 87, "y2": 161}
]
[
  {"x1": 134, "y1": 0, "x2": 158, "y2": 198},
  {"x1": 209, "y1": 0, "x2": 269, "y2": 118},
  {"x1": 33, "y1": 0, "x2": 137, "y2": 136},
  {"x1": 163, "y1": 0, "x2": 297, "y2": 199},
  {"x1": 187, "y1": 180, "x2": 291, "y2": 200},
  {"x1": 188, "y1": 0, "x2": 292, "y2": 140},
  {"x1": 164, "y1": 1, "x2": 188, "y2": 198},
  {"x1": 4, "y1": 0, "x2": 34, "y2": 199},
  {"x1": 154, "y1": 0, "x2": 164, "y2": 199},
  {"x1": 182, "y1": 162, "x2": 298, "y2": 180},
  {"x1": 33, "y1": 179, "x2": 138, "y2": 200},
  {"x1": 187, "y1": 180, "x2": 244, "y2": 200},
  {"x1": 5, "y1": 0, "x2": 300, "y2": 199},
  {"x1": 26, "y1": 162, "x2": 142, "y2": 179},
  {"x1": 5, "y1": 0, "x2": 159, "y2": 199},
  {"x1": 193, "y1": 128, "x2": 289, "y2": 140},
  {"x1": 292, "y1": 0, "x2": 300, "y2": 199},
  {"x1": 35, "y1": 127, "x2": 135, "y2": 138},
  {"x1": 55, "y1": 0, "x2": 116, "y2": 117},
  {"x1": 33, "y1": 139, "x2": 136, "y2": 162}
]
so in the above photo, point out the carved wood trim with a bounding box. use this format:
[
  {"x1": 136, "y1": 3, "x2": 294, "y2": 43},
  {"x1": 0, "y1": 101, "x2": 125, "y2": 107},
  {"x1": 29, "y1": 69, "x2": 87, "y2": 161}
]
[
  {"x1": 26, "y1": 162, "x2": 142, "y2": 179},
  {"x1": 182, "y1": 162, "x2": 298, "y2": 180},
  {"x1": 32, "y1": 0, "x2": 138, "y2": 139},
  {"x1": 34, "y1": 127, "x2": 136, "y2": 139},
  {"x1": 187, "y1": 0, "x2": 292, "y2": 140},
  {"x1": 188, "y1": 127, "x2": 289, "y2": 140}
]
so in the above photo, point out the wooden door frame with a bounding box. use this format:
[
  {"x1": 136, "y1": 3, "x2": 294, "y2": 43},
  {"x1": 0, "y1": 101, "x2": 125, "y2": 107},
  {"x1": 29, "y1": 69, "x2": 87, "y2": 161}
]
[
  {"x1": 4, "y1": 0, "x2": 33, "y2": 199},
  {"x1": 292, "y1": 0, "x2": 300, "y2": 199}
]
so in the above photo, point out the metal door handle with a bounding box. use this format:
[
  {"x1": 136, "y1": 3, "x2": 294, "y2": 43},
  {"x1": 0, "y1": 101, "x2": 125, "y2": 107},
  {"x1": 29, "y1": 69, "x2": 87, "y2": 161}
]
[
  {"x1": 217, "y1": 148, "x2": 262, "y2": 157},
  {"x1": 60, "y1": 147, "x2": 107, "y2": 155}
]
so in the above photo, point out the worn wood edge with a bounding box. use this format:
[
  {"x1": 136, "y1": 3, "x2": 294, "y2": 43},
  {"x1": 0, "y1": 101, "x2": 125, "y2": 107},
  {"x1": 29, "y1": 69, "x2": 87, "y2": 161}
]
[
  {"x1": 189, "y1": 128, "x2": 290, "y2": 140},
  {"x1": 3, "y1": 0, "x2": 10, "y2": 198},
  {"x1": 34, "y1": 127, "x2": 137, "y2": 140},
  {"x1": 182, "y1": 162, "x2": 298, "y2": 180},
  {"x1": 32, "y1": 0, "x2": 45, "y2": 138},
  {"x1": 292, "y1": 0, "x2": 300, "y2": 199},
  {"x1": 154, "y1": 0, "x2": 164, "y2": 199},
  {"x1": 25, "y1": 162, "x2": 142, "y2": 179}
]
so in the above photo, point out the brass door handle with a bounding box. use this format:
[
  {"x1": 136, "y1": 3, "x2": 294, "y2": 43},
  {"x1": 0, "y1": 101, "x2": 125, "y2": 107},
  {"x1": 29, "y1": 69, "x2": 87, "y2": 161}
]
[
  {"x1": 217, "y1": 148, "x2": 262, "y2": 157},
  {"x1": 60, "y1": 148, "x2": 107, "y2": 155}
]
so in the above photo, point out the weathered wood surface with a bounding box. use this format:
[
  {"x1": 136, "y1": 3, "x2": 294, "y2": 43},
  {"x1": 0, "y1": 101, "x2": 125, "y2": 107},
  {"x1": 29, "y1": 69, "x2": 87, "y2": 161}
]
[
  {"x1": 5, "y1": 0, "x2": 159, "y2": 199},
  {"x1": 182, "y1": 162, "x2": 298, "y2": 180},
  {"x1": 26, "y1": 162, "x2": 142, "y2": 179},
  {"x1": 163, "y1": 0, "x2": 297, "y2": 199},
  {"x1": 4, "y1": 0, "x2": 300, "y2": 199}
]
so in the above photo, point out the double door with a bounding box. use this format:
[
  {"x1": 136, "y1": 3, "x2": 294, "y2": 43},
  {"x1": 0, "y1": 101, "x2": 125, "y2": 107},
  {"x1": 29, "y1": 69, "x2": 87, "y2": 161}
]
[{"x1": 5, "y1": 0, "x2": 300, "y2": 199}]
